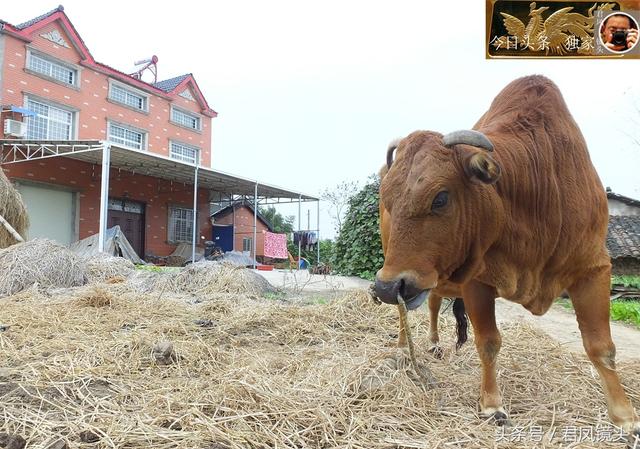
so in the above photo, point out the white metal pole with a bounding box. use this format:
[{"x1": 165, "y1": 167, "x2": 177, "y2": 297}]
[
  {"x1": 297, "y1": 194, "x2": 301, "y2": 270},
  {"x1": 253, "y1": 182, "x2": 258, "y2": 269},
  {"x1": 316, "y1": 200, "x2": 320, "y2": 264},
  {"x1": 191, "y1": 156, "x2": 199, "y2": 264},
  {"x1": 0, "y1": 213, "x2": 24, "y2": 243},
  {"x1": 98, "y1": 142, "x2": 111, "y2": 253}
]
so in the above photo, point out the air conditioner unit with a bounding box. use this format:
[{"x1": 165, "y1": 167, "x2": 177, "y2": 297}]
[{"x1": 4, "y1": 119, "x2": 26, "y2": 138}]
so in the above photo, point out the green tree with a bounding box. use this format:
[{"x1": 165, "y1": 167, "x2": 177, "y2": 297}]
[
  {"x1": 259, "y1": 206, "x2": 295, "y2": 234},
  {"x1": 332, "y1": 175, "x2": 383, "y2": 280}
]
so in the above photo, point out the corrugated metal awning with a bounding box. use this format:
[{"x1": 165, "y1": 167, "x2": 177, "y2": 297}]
[{"x1": 0, "y1": 140, "x2": 318, "y2": 201}]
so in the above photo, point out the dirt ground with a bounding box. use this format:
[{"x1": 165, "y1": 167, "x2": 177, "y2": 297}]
[{"x1": 256, "y1": 269, "x2": 640, "y2": 361}]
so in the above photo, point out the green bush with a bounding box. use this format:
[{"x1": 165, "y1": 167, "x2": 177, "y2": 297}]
[
  {"x1": 611, "y1": 275, "x2": 640, "y2": 289},
  {"x1": 610, "y1": 300, "x2": 640, "y2": 328},
  {"x1": 332, "y1": 175, "x2": 383, "y2": 280}
]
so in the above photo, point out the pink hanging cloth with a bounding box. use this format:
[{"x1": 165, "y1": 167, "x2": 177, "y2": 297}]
[{"x1": 263, "y1": 231, "x2": 288, "y2": 259}]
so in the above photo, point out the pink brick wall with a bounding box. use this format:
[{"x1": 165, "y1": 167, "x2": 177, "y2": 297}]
[{"x1": 1, "y1": 21, "x2": 213, "y2": 166}]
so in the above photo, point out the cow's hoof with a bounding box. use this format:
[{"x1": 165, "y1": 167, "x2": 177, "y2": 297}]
[
  {"x1": 492, "y1": 410, "x2": 511, "y2": 427},
  {"x1": 481, "y1": 407, "x2": 511, "y2": 427},
  {"x1": 627, "y1": 427, "x2": 640, "y2": 449},
  {"x1": 427, "y1": 344, "x2": 444, "y2": 359}
]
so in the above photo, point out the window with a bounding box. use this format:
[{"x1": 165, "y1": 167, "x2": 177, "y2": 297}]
[
  {"x1": 243, "y1": 238, "x2": 252, "y2": 252},
  {"x1": 110, "y1": 83, "x2": 147, "y2": 111},
  {"x1": 26, "y1": 98, "x2": 73, "y2": 140},
  {"x1": 108, "y1": 123, "x2": 145, "y2": 150},
  {"x1": 171, "y1": 107, "x2": 200, "y2": 130},
  {"x1": 170, "y1": 142, "x2": 199, "y2": 164},
  {"x1": 28, "y1": 53, "x2": 76, "y2": 86},
  {"x1": 168, "y1": 206, "x2": 194, "y2": 243}
]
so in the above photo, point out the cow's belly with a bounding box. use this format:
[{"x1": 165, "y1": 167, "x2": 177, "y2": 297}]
[{"x1": 494, "y1": 270, "x2": 564, "y2": 316}]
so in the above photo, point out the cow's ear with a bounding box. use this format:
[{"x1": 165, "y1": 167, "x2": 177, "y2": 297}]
[{"x1": 464, "y1": 152, "x2": 501, "y2": 184}]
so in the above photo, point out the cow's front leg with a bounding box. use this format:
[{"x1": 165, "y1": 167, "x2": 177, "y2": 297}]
[
  {"x1": 462, "y1": 280, "x2": 507, "y2": 425},
  {"x1": 427, "y1": 293, "x2": 444, "y2": 358},
  {"x1": 569, "y1": 266, "x2": 640, "y2": 442}
]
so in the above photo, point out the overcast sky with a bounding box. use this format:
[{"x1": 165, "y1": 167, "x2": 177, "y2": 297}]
[{"x1": 6, "y1": 1, "x2": 640, "y2": 238}]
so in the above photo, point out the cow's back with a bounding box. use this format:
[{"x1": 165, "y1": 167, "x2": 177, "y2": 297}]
[{"x1": 474, "y1": 75, "x2": 608, "y2": 313}]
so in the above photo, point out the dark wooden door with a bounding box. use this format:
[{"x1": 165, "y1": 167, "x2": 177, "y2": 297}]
[{"x1": 108, "y1": 210, "x2": 144, "y2": 257}]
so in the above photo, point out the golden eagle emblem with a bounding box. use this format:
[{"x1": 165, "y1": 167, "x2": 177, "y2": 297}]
[{"x1": 494, "y1": 2, "x2": 616, "y2": 54}]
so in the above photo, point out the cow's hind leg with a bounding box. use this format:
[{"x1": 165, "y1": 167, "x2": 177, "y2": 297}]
[
  {"x1": 568, "y1": 266, "x2": 639, "y2": 440},
  {"x1": 462, "y1": 281, "x2": 508, "y2": 425},
  {"x1": 427, "y1": 293, "x2": 444, "y2": 358}
]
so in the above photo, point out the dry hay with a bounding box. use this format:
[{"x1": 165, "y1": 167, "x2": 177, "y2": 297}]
[
  {"x1": 84, "y1": 252, "x2": 136, "y2": 284},
  {"x1": 1, "y1": 288, "x2": 639, "y2": 448},
  {"x1": 0, "y1": 169, "x2": 29, "y2": 248},
  {"x1": 168, "y1": 261, "x2": 276, "y2": 298},
  {"x1": 0, "y1": 238, "x2": 86, "y2": 297}
]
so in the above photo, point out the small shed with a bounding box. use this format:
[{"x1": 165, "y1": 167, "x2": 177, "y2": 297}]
[
  {"x1": 607, "y1": 187, "x2": 640, "y2": 216},
  {"x1": 607, "y1": 215, "x2": 640, "y2": 275},
  {"x1": 210, "y1": 201, "x2": 274, "y2": 258}
]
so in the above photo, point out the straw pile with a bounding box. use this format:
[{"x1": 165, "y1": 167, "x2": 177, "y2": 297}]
[
  {"x1": 168, "y1": 261, "x2": 276, "y2": 298},
  {"x1": 84, "y1": 252, "x2": 136, "y2": 283},
  {"x1": 0, "y1": 169, "x2": 29, "y2": 248},
  {"x1": 1, "y1": 288, "x2": 638, "y2": 448},
  {"x1": 0, "y1": 238, "x2": 86, "y2": 297}
]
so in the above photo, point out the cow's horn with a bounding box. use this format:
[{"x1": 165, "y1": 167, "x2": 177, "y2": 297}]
[
  {"x1": 443, "y1": 130, "x2": 494, "y2": 152},
  {"x1": 386, "y1": 138, "x2": 401, "y2": 169}
]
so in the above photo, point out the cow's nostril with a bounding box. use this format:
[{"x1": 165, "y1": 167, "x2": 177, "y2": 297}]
[{"x1": 398, "y1": 278, "x2": 406, "y2": 298}]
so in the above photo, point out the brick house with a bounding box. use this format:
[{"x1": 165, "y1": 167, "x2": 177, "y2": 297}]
[{"x1": 0, "y1": 6, "x2": 316, "y2": 260}]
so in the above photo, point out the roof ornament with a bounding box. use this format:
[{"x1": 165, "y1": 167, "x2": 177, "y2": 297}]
[
  {"x1": 40, "y1": 29, "x2": 70, "y2": 48},
  {"x1": 130, "y1": 55, "x2": 158, "y2": 83}
]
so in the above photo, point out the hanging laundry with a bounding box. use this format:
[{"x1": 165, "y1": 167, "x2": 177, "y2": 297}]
[{"x1": 264, "y1": 231, "x2": 288, "y2": 259}]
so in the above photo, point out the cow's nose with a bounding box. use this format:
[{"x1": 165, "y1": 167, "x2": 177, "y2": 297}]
[{"x1": 374, "y1": 275, "x2": 422, "y2": 305}]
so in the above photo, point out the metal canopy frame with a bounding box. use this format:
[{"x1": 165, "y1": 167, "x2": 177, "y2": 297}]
[{"x1": 1, "y1": 140, "x2": 320, "y2": 267}]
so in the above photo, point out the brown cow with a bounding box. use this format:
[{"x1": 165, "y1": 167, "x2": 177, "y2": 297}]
[
  {"x1": 379, "y1": 164, "x2": 467, "y2": 354},
  {"x1": 374, "y1": 75, "x2": 639, "y2": 437}
]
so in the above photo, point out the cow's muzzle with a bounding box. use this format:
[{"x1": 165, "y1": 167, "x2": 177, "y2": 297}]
[{"x1": 374, "y1": 276, "x2": 429, "y2": 310}]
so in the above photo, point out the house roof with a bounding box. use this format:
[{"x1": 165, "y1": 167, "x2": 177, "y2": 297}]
[
  {"x1": 607, "y1": 215, "x2": 640, "y2": 260},
  {"x1": 15, "y1": 5, "x2": 63, "y2": 29},
  {"x1": 0, "y1": 6, "x2": 217, "y2": 117},
  {"x1": 154, "y1": 74, "x2": 191, "y2": 92},
  {"x1": 211, "y1": 201, "x2": 274, "y2": 232},
  {"x1": 606, "y1": 187, "x2": 640, "y2": 209}
]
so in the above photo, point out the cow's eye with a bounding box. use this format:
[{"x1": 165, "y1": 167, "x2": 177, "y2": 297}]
[{"x1": 431, "y1": 191, "x2": 448, "y2": 210}]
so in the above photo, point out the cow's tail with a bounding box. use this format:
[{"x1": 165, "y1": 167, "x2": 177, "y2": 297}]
[{"x1": 452, "y1": 297, "x2": 468, "y2": 350}]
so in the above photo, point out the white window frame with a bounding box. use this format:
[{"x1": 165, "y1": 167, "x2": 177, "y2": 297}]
[
  {"x1": 107, "y1": 122, "x2": 147, "y2": 150},
  {"x1": 169, "y1": 141, "x2": 200, "y2": 165},
  {"x1": 26, "y1": 49, "x2": 79, "y2": 88},
  {"x1": 242, "y1": 237, "x2": 252, "y2": 252},
  {"x1": 108, "y1": 80, "x2": 149, "y2": 113},
  {"x1": 170, "y1": 106, "x2": 201, "y2": 131},
  {"x1": 168, "y1": 205, "x2": 194, "y2": 244},
  {"x1": 24, "y1": 96, "x2": 76, "y2": 140}
]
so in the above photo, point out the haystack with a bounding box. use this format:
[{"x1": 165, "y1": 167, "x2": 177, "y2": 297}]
[
  {"x1": 84, "y1": 252, "x2": 136, "y2": 283},
  {"x1": 0, "y1": 169, "x2": 29, "y2": 248},
  {"x1": 170, "y1": 261, "x2": 275, "y2": 298},
  {"x1": 0, "y1": 238, "x2": 86, "y2": 297}
]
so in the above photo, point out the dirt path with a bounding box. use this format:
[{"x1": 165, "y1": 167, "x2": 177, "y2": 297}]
[{"x1": 495, "y1": 299, "x2": 639, "y2": 361}]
